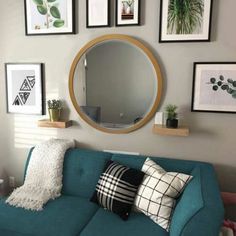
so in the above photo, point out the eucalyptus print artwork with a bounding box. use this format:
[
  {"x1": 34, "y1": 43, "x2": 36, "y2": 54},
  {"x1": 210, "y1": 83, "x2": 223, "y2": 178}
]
[
  {"x1": 192, "y1": 63, "x2": 236, "y2": 114},
  {"x1": 207, "y1": 75, "x2": 236, "y2": 99},
  {"x1": 24, "y1": 0, "x2": 75, "y2": 35}
]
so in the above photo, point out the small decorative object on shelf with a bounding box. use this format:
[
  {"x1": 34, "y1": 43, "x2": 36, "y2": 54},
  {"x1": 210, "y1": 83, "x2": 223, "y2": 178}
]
[
  {"x1": 47, "y1": 99, "x2": 62, "y2": 122},
  {"x1": 165, "y1": 104, "x2": 178, "y2": 128}
]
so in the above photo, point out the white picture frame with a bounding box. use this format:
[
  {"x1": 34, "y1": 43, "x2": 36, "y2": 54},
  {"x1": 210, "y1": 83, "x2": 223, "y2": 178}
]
[
  {"x1": 86, "y1": 0, "x2": 110, "y2": 28},
  {"x1": 5, "y1": 63, "x2": 44, "y2": 115}
]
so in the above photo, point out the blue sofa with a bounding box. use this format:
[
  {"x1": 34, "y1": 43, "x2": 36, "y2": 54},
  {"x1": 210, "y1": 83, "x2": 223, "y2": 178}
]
[{"x1": 0, "y1": 148, "x2": 224, "y2": 236}]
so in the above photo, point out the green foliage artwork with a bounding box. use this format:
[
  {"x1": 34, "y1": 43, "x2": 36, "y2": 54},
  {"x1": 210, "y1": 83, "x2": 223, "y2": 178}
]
[
  {"x1": 168, "y1": 0, "x2": 204, "y2": 34},
  {"x1": 207, "y1": 75, "x2": 236, "y2": 99},
  {"x1": 32, "y1": 0, "x2": 64, "y2": 29}
]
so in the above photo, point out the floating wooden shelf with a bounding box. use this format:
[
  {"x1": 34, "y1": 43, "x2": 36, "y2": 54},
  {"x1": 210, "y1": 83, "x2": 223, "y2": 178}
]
[
  {"x1": 153, "y1": 124, "x2": 189, "y2": 137},
  {"x1": 38, "y1": 120, "x2": 73, "y2": 129}
]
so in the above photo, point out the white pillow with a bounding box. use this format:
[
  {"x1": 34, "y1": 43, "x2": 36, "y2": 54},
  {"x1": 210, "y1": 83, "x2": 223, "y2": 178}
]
[{"x1": 134, "y1": 158, "x2": 192, "y2": 231}]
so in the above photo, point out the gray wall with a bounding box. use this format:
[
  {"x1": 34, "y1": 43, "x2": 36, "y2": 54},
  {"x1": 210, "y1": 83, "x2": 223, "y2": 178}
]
[
  {"x1": 0, "y1": 0, "x2": 236, "y2": 219},
  {"x1": 86, "y1": 41, "x2": 156, "y2": 124}
]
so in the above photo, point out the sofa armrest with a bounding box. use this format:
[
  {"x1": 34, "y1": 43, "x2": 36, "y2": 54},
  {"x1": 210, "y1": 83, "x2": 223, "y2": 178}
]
[{"x1": 170, "y1": 165, "x2": 224, "y2": 236}]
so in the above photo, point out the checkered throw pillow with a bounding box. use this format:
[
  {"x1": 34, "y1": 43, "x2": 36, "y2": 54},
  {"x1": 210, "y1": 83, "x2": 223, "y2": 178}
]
[
  {"x1": 91, "y1": 160, "x2": 144, "y2": 220},
  {"x1": 134, "y1": 158, "x2": 192, "y2": 231}
]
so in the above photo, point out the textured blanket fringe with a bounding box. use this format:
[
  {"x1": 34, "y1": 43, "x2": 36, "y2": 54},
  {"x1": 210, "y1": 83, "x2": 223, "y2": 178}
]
[{"x1": 6, "y1": 139, "x2": 74, "y2": 211}]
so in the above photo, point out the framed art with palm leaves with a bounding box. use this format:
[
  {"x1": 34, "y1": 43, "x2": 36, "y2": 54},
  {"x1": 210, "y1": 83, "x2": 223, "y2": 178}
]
[
  {"x1": 24, "y1": 0, "x2": 75, "y2": 35},
  {"x1": 159, "y1": 0, "x2": 213, "y2": 42}
]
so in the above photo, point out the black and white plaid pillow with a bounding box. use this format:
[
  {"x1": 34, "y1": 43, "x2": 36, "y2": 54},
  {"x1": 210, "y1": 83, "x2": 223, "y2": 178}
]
[
  {"x1": 134, "y1": 158, "x2": 192, "y2": 231},
  {"x1": 91, "y1": 160, "x2": 144, "y2": 220}
]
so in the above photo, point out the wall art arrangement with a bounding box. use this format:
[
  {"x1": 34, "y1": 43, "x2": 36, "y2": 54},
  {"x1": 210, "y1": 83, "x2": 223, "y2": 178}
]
[
  {"x1": 86, "y1": 0, "x2": 110, "y2": 28},
  {"x1": 5, "y1": 63, "x2": 44, "y2": 115},
  {"x1": 159, "y1": 0, "x2": 213, "y2": 42},
  {"x1": 116, "y1": 0, "x2": 140, "y2": 26},
  {"x1": 192, "y1": 62, "x2": 236, "y2": 113},
  {"x1": 24, "y1": 0, "x2": 75, "y2": 35}
]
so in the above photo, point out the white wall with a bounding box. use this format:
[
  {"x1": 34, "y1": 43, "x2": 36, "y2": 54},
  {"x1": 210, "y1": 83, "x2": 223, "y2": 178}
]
[{"x1": 0, "y1": 0, "x2": 236, "y2": 218}]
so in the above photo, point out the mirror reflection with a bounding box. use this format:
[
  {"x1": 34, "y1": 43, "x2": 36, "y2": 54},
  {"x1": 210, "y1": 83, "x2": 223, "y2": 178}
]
[{"x1": 73, "y1": 40, "x2": 158, "y2": 129}]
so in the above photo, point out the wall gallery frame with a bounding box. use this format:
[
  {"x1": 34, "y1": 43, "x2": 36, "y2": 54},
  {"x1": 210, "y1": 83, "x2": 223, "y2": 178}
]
[
  {"x1": 86, "y1": 0, "x2": 110, "y2": 28},
  {"x1": 24, "y1": 0, "x2": 75, "y2": 35},
  {"x1": 5, "y1": 63, "x2": 44, "y2": 115},
  {"x1": 116, "y1": 0, "x2": 140, "y2": 26},
  {"x1": 191, "y1": 62, "x2": 236, "y2": 114},
  {"x1": 159, "y1": 0, "x2": 213, "y2": 43}
]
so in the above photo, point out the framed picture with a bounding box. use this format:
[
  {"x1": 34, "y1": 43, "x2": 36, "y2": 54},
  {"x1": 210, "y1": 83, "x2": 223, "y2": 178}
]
[
  {"x1": 5, "y1": 63, "x2": 44, "y2": 115},
  {"x1": 116, "y1": 0, "x2": 140, "y2": 26},
  {"x1": 86, "y1": 0, "x2": 110, "y2": 28},
  {"x1": 191, "y1": 62, "x2": 236, "y2": 113},
  {"x1": 159, "y1": 0, "x2": 213, "y2": 42},
  {"x1": 24, "y1": 0, "x2": 75, "y2": 35}
]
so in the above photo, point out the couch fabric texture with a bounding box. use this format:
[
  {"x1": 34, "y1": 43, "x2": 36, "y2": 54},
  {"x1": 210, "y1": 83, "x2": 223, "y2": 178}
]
[{"x1": 0, "y1": 148, "x2": 224, "y2": 236}]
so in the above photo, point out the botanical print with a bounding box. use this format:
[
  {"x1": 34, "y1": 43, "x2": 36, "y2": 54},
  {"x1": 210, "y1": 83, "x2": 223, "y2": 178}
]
[
  {"x1": 160, "y1": 0, "x2": 212, "y2": 42},
  {"x1": 206, "y1": 73, "x2": 236, "y2": 100},
  {"x1": 25, "y1": 0, "x2": 74, "y2": 35},
  {"x1": 121, "y1": 0, "x2": 134, "y2": 20},
  {"x1": 192, "y1": 63, "x2": 236, "y2": 113},
  {"x1": 30, "y1": 0, "x2": 67, "y2": 30},
  {"x1": 167, "y1": 0, "x2": 204, "y2": 35}
]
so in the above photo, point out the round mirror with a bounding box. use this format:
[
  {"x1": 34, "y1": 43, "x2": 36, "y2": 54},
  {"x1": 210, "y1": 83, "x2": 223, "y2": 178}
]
[{"x1": 69, "y1": 34, "x2": 162, "y2": 134}]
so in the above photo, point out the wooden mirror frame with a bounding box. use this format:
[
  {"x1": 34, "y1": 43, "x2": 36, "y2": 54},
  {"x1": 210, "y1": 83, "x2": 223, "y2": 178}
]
[{"x1": 69, "y1": 34, "x2": 163, "y2": 134}]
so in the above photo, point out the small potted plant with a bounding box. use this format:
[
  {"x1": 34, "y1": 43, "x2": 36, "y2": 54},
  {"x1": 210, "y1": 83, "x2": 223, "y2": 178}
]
[
  {"x1": 165, "y1": 104, "x2": 178, "y2": 128},
  {"x1": 47, "y1": 99, "x2": 62, "y2": 122}
]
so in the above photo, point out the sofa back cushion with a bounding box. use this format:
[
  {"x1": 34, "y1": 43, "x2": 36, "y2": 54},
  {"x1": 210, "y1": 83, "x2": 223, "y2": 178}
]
[
  {"x1": 111, "y1": 153, "x2": 202, "y2": 174},
  {"x1": 61, "y1": 149, "x2": 112, "y2": 197}
]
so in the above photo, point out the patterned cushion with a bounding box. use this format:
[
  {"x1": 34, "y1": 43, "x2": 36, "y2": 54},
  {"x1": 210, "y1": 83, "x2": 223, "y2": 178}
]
[
  {"x1": 134, "y1": 158, "x2": 192, "y2": 231},
  {"x1": 91, "y1": 160, "x2": 144, "y2": 220}
]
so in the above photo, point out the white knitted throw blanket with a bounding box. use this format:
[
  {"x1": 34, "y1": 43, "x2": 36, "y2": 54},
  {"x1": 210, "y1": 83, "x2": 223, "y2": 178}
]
[{"x1": 6, "y1": 138, "x2": 74, "y2": 211}]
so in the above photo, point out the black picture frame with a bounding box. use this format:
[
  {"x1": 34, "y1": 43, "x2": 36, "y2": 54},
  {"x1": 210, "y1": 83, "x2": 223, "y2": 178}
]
[
  {"x1": 5, "y1": 63, "x2": 44, "y2": 115},
  {"x1": 159, "y1": 0, "x2": 213, "y2": 43},
  {"x1": 191, "y1": 62, "x2": 236, "y2": 114},
  {"x1": 116, "y1": 0, "x2": 141, "y2": 27},
  {"x1": 86, "y1": 0, "x2": 110, "y2": 28},
  {"x1": 24, "y1": 0, "x2": 76, "y2": 36}
]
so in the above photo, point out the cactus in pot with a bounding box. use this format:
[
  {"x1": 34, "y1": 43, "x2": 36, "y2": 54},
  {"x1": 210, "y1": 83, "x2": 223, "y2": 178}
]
[{"x1": 47, "y1": 99, "x2": 62, "y2": 122}]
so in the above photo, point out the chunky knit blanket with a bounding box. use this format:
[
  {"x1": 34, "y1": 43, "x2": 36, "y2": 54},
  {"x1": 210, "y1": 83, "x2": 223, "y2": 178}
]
[{"x1": 6, "y1": 138, "x2": 74, "y2": 211}]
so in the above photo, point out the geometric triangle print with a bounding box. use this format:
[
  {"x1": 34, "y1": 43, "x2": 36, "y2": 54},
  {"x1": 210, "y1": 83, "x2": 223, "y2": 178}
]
[
  {"x1": 26, "y1": 76, "x2": 35, "y2": 89},
  {"x1": 19, "y1": 92, "x2": 30, "y2": 104},
  {"x1": 20, "y1": 79, "x2": 31, "y2": 91},
  {"x1": 12, "y1": 95, "x2": 22, "y2": 106}
]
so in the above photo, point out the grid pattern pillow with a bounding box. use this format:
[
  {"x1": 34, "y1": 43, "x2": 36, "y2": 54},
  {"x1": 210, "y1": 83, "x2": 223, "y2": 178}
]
[
  {"x1": 134, "y1": 158, "x2": 192, "y2": 231},
  {"x1": 91, "y1": 160, "x2": 144, "y2": 220}
]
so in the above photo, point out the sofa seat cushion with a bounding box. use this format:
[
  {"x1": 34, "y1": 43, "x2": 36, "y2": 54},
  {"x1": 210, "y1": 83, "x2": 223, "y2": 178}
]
[
  {"x1": 80, "y1": 208, "x2": 169, "y2": 236},
  {"x1": 0, "y1": 195, "x2": 99, "y2": 236}
]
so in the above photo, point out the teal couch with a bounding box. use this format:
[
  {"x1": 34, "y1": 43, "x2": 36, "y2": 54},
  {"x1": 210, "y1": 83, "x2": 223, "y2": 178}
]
[{"x1": 0, "y1": 148, "x2": 224, "y2": 236}]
